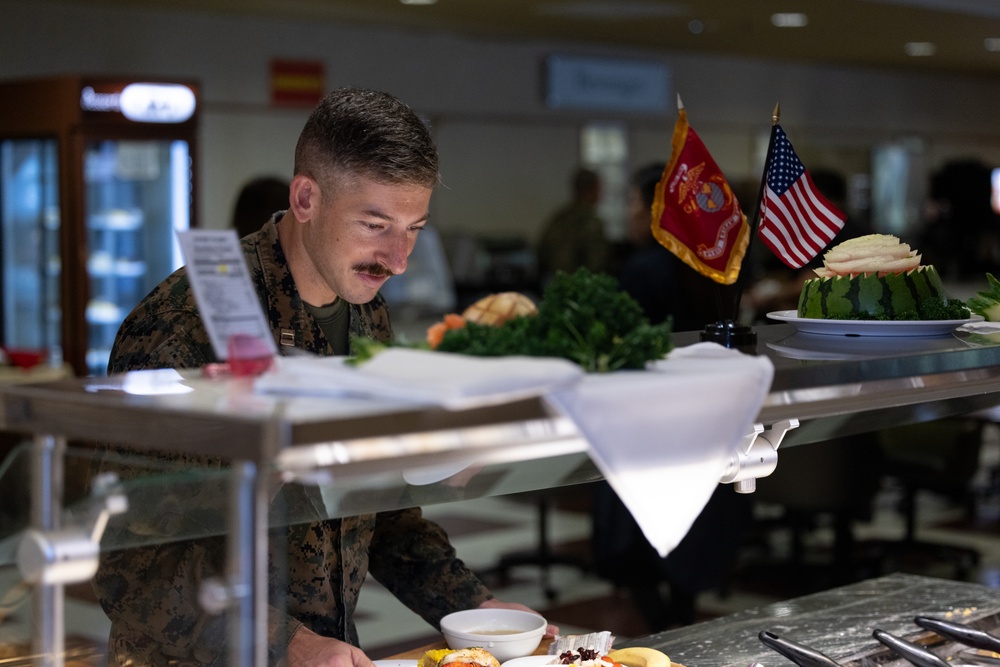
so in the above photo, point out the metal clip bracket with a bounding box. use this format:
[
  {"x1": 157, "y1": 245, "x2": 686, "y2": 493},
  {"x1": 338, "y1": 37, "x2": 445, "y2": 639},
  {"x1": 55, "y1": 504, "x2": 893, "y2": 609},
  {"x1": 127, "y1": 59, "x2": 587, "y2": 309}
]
[
  {"x1": 720, "y1": 418, "x2": 799, "y2": 493},
  {"x1": 17, "y1": 473, "x2": 128, "y2": 585}
]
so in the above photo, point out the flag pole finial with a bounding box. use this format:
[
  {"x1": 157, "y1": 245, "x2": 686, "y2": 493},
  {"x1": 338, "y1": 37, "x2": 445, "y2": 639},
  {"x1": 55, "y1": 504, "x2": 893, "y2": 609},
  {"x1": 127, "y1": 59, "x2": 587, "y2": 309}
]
[{"x1": 772, "y1": 102, "x2": 780, "y2": 125}]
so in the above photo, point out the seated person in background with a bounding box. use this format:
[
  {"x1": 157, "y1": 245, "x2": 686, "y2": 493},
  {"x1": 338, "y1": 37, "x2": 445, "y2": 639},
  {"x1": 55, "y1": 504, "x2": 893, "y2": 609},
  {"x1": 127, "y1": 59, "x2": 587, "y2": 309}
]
[
  {"x1": 92, "y1": 87, "x2": 553, "y2": 667},
  {"x1": 230, "y1": 175, "x2": 290, "y2": 239},
  {"x1": 536, "y1": 167, "x2": 611, "y2": 288}
]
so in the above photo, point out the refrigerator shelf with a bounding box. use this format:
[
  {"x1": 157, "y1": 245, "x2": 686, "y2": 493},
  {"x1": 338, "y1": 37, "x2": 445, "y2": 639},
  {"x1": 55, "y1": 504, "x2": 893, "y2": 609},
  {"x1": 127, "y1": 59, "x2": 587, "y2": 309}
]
[
  {"x1": 89, "y1": 209, "x2": 143, "y2": 231},
  {"x1": 87, "y1": 253, "x2": 147, "y2": 278},
  {"x1": 85, "y1": 300, "x2": 123, "y2": 325}
]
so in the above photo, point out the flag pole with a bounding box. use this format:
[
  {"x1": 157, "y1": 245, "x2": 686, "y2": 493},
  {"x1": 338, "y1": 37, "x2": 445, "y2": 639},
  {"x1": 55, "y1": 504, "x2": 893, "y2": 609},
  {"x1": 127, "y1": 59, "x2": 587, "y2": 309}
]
[
  {"x1": 730, "y1": 102, "x2": 781, "y2": 322},
  {"x1": 699, "y1": 102, "x2": 779, "y2": 352}
]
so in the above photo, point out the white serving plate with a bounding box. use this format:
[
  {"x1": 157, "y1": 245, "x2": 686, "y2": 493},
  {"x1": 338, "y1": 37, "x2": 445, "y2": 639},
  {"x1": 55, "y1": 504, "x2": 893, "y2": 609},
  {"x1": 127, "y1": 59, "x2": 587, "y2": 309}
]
[{"x1": 767, "y1": 310, "x2": 982, "y2": 337}]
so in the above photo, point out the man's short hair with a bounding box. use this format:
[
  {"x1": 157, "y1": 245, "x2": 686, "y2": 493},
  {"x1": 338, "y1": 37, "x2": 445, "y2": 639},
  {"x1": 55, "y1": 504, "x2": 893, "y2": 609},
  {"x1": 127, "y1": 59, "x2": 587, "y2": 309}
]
[{"x1": 294, "y1": 87, "x2": 439, "y2": 194}]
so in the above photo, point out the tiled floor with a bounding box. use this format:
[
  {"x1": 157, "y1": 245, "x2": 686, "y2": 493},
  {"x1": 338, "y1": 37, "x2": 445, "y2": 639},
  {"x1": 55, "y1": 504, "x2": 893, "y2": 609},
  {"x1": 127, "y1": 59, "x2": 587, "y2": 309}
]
[{"x1": 2, "y1": 430, "x2": 1000, "y2": 664}]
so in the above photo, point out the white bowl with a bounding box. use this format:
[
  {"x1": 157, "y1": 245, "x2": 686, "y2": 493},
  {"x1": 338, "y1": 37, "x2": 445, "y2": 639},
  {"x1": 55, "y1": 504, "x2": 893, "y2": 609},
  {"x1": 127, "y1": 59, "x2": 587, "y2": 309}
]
[{"x1": 440, "y1": 608, "x2": 546, "y2": 662}]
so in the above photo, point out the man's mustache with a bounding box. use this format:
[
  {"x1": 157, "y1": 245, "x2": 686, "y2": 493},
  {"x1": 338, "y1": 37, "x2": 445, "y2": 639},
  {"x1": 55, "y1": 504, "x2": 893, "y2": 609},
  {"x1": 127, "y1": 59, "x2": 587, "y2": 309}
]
[{"x1": 353, "y1": 262, "x2": 394, "y2": 277}]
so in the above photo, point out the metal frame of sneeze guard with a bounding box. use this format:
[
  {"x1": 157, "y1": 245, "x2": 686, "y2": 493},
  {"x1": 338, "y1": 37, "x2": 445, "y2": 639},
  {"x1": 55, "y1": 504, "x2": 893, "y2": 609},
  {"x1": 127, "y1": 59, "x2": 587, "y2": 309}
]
[
  {"x1": 17, "y1": 472, "x2": 127, "y2": 586},
  {"x1": 720, "y1": 418, "x2": 799, "y2": 493},
  {"x1": 4, "y1": 323, "x2": 1000, "y2": 667},
  {"x1": 16, "y1": 468, "x2": 127, "y2": 667},
  {"x1": 0, "y1": 376, "x2": 572, "y2": 667}
]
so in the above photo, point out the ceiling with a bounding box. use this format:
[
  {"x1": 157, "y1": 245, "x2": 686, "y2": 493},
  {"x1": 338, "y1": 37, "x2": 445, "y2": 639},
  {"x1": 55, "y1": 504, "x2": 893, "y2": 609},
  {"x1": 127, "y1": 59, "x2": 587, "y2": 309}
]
[{"x1": 81, "y1": 0, "x2": 1000, "y2": 78}]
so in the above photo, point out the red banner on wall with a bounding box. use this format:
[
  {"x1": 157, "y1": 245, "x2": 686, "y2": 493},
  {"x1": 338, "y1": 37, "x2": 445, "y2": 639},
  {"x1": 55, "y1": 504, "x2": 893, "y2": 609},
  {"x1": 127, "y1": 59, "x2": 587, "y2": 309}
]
[{"x1": 270, "y1": 59, "x2": 325, "y2": 107}]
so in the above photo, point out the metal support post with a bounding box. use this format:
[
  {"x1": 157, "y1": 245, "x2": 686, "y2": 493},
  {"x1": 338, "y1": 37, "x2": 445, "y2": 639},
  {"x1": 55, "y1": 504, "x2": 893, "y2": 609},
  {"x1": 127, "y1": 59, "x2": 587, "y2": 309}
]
[
  {"x1": 202, "y1": 461, "x2": 267, "y2": 667},
  {"x1": 231, "y1": 460, "x2": 268, "y2": 667},
  {"x1": 31, "y1": 434, "x2": 65, "y2": 667}
]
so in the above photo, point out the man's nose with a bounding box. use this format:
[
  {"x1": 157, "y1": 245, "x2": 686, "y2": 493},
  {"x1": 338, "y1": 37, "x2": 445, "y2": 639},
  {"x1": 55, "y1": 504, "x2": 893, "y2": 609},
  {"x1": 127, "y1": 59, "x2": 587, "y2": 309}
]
[{"x1": 379, "y1": 230, "x2": 410, "y2": 275}]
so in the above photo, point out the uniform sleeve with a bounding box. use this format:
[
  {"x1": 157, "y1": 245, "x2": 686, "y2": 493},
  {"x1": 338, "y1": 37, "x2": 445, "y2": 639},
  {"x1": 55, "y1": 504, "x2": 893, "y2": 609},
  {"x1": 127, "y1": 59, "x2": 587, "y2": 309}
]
[
  {"x1": 95, "y1": 298, "x2": 303, "y2": 664},
  {"x1": 95, "y1": 536, "x2": 303, "y2": 665},
  {"x1": 366, "y1": 508, "x2": 492, "y2": 627},
  {"x1": 108, "y1": 303, "x2": 215, "y2": 373}
]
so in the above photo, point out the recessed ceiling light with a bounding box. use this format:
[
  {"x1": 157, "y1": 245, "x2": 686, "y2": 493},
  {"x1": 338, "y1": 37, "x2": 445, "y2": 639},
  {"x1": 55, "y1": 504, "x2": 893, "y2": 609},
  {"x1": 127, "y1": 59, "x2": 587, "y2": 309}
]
[
  {"x1": 771, "y1": 13, "x2": 808, "y2": 27},
  {"x1": 400, "y1": 0, "x2": 437, "y2": 5},
  {"x1": 688, "y1": 19, "x2": 704, "y2": 34},
  {"x1": 535, "y1": 2, "x2": 687, "y2": 19},
  {"x1": 985, "y1": 38, "x2": 1000, "y2": 52},
  {"x1": 904, "y1": 41, "x2": 936, "y2": 56}
]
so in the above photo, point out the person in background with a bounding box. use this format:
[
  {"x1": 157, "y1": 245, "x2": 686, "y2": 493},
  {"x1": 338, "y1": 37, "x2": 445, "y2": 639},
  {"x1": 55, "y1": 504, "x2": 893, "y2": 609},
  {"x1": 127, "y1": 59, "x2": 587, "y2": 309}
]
[
  {"x1": 92, "y1": 87, "x2": 554, "y2": 667},
  {"x1": 919, "y1": 159, "x2": 1000, "y2": 280},
  {"x1": 230, "y1": 175, "x2": 290, "y2": 239},
  {"x1": 536, "y1": 167, "x2": 610, "y2": 287},
  {"x1": 590, "y1": 163, "x2": 752, "y2": 632}
]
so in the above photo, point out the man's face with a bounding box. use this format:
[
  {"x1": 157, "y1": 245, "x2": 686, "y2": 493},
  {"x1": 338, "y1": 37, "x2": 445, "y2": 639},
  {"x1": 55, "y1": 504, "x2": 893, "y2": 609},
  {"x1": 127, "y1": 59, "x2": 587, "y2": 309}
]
[{"x1": 302, "y1": 175, "x2": 432, "y2": 304}]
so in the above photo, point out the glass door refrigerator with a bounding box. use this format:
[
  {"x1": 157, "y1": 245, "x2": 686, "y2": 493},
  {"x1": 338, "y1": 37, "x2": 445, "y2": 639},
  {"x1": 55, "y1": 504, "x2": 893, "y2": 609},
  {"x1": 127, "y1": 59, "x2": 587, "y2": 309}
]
[{"x1": 0, "y1": 75, "x2": 198, "y2": 375}]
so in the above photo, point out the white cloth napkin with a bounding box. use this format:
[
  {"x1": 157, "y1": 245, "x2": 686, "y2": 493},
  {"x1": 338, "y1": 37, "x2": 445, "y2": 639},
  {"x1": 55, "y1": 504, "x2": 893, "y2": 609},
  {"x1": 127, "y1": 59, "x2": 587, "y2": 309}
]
[
  {"x1": 255, "y1": 343, "x2": 774, "y2": 557},
  {"x1": 254, "y1": 348, "x2": 584, "y2": 409},
  {"x1": 548, "y1": 342, "x2": 774, "y2": 557}
]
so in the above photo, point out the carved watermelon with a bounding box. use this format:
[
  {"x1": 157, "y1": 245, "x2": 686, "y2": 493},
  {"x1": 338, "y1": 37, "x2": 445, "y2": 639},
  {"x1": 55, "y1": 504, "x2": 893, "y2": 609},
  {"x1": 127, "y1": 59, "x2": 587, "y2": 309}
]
[{"x1": 797, "y1": 266, "x2": 949, "y2": 320}]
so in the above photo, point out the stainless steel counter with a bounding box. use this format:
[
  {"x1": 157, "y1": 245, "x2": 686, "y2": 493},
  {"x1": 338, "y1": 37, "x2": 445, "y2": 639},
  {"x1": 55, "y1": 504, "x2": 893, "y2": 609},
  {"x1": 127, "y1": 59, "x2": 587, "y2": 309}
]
[
  {"x1": 3, "y1": 323, "x2": 999, "y2": 554},
  {"x1": 626, "y1": 573, "x2": 1000, "y2": 667},
  {"x1": 677, "y1": 323, "x2": 1000, "y2": 446},
  {"x1": 3, "y1": 323, "x2": 998, "y2": 465}
]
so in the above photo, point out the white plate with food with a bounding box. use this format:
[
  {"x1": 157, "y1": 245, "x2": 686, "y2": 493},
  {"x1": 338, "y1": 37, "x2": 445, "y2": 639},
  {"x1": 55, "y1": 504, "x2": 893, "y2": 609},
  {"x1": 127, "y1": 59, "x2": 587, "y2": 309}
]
[
  {"x1": 767, "y1": 311, "x2": 982, "y2": 337},
  {"x1": 374, "y1": 661, "x2": 418, "y2": 667},
  {"x1": 500, "y1": 657, "x2": 555, "y2": 667}
]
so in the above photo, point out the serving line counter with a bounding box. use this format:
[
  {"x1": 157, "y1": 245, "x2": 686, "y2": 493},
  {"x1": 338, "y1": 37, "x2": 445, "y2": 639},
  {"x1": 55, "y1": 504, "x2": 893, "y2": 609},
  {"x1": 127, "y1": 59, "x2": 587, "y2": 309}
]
[
  {"x1": 620, "y1": 572, "x2": 1000, "y2": 667},
  {"x1": 2, "y1": 322, "x2": 1000, "y2": 666},
  {"x1": 391, "y1": 573, "x2": 1000, "y2": 667}
]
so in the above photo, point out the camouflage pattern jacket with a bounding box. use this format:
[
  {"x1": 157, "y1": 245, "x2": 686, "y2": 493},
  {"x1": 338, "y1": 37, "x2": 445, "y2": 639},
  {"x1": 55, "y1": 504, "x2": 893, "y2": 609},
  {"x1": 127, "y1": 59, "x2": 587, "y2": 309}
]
[
  {"x1": 93, "y1": 217, "x2": 492, "y2": 665},
  {"x1": 536, "y1": 201, "x2": 610, "y2": 283}
]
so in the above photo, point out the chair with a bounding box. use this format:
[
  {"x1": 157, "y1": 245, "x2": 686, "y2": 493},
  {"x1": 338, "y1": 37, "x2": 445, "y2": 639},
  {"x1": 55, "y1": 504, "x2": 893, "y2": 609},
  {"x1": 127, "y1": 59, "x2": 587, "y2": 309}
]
[
  {"x1": 492, "y1": 488, "x2": 591, "y2": 601},
  {"x1": 589, "y1": 481, "x2": 754, "y2": 631},
  {"x1": 750, "y1": 433, "x2": 885, "y2": 588},
  {"x1": 874, "y1": 417, "x2": 984, "y2": 579}
]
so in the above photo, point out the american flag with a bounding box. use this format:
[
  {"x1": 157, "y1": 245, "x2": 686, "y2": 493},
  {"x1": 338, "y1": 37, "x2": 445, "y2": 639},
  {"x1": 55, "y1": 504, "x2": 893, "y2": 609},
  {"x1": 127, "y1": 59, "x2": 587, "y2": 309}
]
[{"x1": 759, "y1": 125, "x2": 846, "y2": 269}]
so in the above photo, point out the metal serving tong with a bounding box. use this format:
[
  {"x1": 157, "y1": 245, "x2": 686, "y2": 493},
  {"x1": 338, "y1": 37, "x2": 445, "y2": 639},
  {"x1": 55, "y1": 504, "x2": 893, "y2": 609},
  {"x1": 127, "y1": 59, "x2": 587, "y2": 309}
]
[
  {"x1": 914, "y1": 616, "x2": 1000, "y2": 655},
  {"x1": 872, "y1": 628, "x2": 952, "y2": 667},
  {"x1": 759, "y1": 630, "x2": 844, "y2": 667}
]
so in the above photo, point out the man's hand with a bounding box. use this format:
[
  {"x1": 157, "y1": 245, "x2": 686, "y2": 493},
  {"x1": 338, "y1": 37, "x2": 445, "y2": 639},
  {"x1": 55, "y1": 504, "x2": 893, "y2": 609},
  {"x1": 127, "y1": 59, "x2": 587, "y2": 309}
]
[
  {"x1": 286, "y1": 625, "x2": 376, "y2": 667},
  {"x1": 477, "y1": 598, "x2": 560, "y2": 639}
]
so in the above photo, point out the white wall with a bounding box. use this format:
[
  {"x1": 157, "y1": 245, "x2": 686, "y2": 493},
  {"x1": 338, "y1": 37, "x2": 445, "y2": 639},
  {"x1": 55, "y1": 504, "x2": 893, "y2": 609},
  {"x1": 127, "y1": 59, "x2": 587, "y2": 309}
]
[{"x1": 5, "y1": 0, "x2": 1000, "y2": 242}]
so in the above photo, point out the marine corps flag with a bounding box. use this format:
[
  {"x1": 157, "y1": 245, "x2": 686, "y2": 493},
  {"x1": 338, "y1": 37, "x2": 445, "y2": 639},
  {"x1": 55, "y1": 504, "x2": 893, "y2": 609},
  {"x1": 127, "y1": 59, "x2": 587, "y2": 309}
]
[{"x1": 651, "y1": 102, "x2": 749, "y2": 285}]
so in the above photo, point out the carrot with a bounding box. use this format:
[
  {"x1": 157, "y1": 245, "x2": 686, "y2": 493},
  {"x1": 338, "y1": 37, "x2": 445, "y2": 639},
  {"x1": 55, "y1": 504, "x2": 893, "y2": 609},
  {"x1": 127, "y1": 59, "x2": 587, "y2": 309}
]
[
  {"x1": 427, "y1": 321, "x2": 448, "y2": 349},
  {"x1": 427, "y1": 314, "x2": 467, "y2": 349}
]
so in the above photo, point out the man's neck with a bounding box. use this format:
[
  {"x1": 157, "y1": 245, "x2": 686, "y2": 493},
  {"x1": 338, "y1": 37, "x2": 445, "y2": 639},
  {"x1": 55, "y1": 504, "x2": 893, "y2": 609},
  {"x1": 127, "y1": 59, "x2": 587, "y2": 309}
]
[{"x1": 276, "y1": 211, "x2": 338, "y2": 307}]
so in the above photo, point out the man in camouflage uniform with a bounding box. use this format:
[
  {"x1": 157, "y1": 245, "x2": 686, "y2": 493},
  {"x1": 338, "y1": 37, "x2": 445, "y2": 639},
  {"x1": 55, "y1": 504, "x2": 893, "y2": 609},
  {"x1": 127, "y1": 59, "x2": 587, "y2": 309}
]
[
  {"x1": 536, "y1": 167, "x2": 611, "y2": 288},
  {"x1": 94, "y1": 88, "x2": 551, "y2": 666}
]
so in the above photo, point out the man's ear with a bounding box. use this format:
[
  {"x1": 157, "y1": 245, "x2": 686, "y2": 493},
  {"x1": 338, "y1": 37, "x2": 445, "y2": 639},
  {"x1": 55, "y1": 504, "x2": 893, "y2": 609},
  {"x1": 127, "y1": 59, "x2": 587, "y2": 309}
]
[{"x1": 289, "y1": 174, "x2": 318, "y2": 221}]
